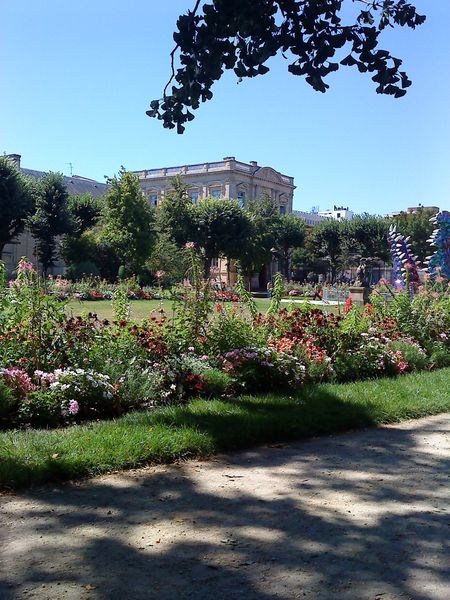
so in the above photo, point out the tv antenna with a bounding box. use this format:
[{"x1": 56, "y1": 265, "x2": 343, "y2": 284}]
[{"x1": 66, "y1": 162, "x2": 73, "y2": 176}]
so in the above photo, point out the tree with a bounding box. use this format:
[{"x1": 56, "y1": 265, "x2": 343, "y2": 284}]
[
  {"x1": 60, "y1": 193, "x2": 104, "y2": 277},
  {"x1": 147, "y1": 231, "x2": 187, "y2": 285},
  {"x1": 310, "y1": 218, "x2": 342, "y2": 281},
  {"x1": 345, "y1": 214, "x2": 390, "y2": 261},
  {"x1": 0, "y1": 156, "x2": 35, "y2": 255},
  {"x1": 28, "y1": 172, "x2": 71, "y2": 275},
  {"x1": 238, "y1": 195, "x2": 281, "y2": 286},
  {"x1": 276, "y1": 213, "x2": 305, "y2": 281},
  {"x1": 392, "y1": 208, "x2": 437, "y2": 263},
  {"x1": 148, "y1": 0, "x2": 426, "y2": 132},
  {"x1": 190, "y1": 197, "x2": 253, "y2": 276},
  {"x1": 100, "y1": 169, "x2": 155, "y2": 277},
  {"x1": 67, "y1": 193, "x2": 102, "y2": 235},
  {"x1": 155, "y1": 176, "x2": 194, "y2": 246}
]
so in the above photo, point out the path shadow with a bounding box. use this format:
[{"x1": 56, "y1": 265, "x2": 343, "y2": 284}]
[{"x1": 1, "y1": 414, "x2": 449, "y2": 599}]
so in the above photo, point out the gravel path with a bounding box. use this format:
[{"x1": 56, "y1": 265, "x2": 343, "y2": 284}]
[{"x1": 1, "y1": 414, "x2": 449, "y2": 600}]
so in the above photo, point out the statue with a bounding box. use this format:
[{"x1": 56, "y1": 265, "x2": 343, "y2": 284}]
[{"x1": 354, "y1": 258, "x2": 370, "y2": 287}]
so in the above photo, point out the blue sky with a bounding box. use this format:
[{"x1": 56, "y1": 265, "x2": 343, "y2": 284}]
[{"x1": 1, "y1": 0, "x2": 449, "y2": 214}]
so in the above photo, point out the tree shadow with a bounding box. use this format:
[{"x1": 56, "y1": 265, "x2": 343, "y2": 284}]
[{"x1": 1, "y1": 414, "x2": 449, "y2": 599}]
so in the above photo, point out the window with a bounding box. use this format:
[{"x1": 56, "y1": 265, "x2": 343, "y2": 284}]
[
  {"x1": 279, "y1": 205, "x2": 286, "y2": 215},
  {"x1": 190, "y1": 191, "x2": 199, "y2": 205},
  {"x1": 237, "y1": 191, "x2": 246, "y2": 208},
  {"x1": 211, "y1": 188, "x2": 221, "y2": 198},
  {"x1": 211, "y1": 257, "x2": 219, "y2": 268},
  {"x1": 149, "y1": 194, "x2": 158, "y2": 206}
]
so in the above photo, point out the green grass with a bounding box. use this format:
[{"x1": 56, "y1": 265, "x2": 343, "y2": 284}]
[
  {"x1": 66, "y1": 298, "x2": 274, "y2": 321},
  {"x1": 66, "y1": 298, "x2": 339, "y2": 320},
  {"x1": 1, "y1": 368, "x2": 449, "y2": 490}
]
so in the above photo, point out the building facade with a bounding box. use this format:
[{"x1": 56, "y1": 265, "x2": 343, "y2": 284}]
[
  {"x1": 134, "y1": 157, "x2": 295, "y2": 289},
  {"x1": 133, "y1": 156, "x2": 295, "y2": 214},
  {"x1": 2, "y1": 154, "x2": 107, "y2": 276}
]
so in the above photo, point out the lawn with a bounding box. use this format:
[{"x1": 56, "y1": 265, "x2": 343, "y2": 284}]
[
  {"x1": 66, "y1": 298, "x2": 339, "y2": 320},
  {"x1": 1, "y1": 368, "x2": 449, "y2": 490}
]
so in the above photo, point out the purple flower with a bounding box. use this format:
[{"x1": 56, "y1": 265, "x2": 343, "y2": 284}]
[{"x1": 68, "y1": 400, "x2": 79, "y2": 415}]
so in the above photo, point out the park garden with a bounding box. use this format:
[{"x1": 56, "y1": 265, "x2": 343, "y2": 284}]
[{"x1": 1, "y1": 241, "x2": 449, "y2": 488}]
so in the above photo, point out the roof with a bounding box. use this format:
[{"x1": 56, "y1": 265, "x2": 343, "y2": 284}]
[{"x1": 21, "y1": 168, "x2": 107, "y2": 198}]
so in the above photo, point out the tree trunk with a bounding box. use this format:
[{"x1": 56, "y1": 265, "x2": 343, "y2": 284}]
[{"x1": 204, "y1": 257, "x2": 211, "y2": 279}]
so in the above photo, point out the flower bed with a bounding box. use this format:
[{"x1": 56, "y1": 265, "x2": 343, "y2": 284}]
[{"x1": 0, "y1": 257, "x2": 449, "y2": 430}]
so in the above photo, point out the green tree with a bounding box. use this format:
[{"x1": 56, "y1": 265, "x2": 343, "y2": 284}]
[
  {"x1": 0, "y1": 156, "x2": 36, "y2": 255},
  {"x1": 155, "y1": 176, "x2": 194, "y2": 246},
  {"x1": 239, "y1": 195, "x2": 281, "y2": 284},
  {"x1": 190, "y1": 197, "x2": 253, "y2": 276},
  {"x1": 148, "y1": 0, "x2": 425, "y2": 132},
  {"x1": 148, "y1": 231, "x2": 187, "y2": 285},
  {"x1": 310, "y1": 219, "x2": 342, "y2": 281},
  {"x1": 67, "y1": 193, "x2": 102, "y2": 234},
  {"x1": 345, "y1": 214, "x2": 390, "y2": 261},
  {"x1": 28, "y1": 172, "x2": 71, "y2": 275},
  {"x1": 392, "y1": 208, "x2": 437, "y2": 263},
  {"x1": 100, "y1": 169, "x2": 155, "y2": 277},
  {"x1": 276, "y1": 214, "x2": 305, "y2": 281}
]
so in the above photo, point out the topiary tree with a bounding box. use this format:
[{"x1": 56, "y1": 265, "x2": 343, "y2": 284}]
[
  {"x1": 148, "y1": 0, "x2": 426, "y2": 132},
  {"x1": 190, "y1": 197, "x2": 253, "y2": 277},
  {"x1": 276, "y1": 213, "x2": 306, "y2": 281},
  {"x1": 27, "y1": 172, "x2": 72, "y2": 276},
  {"x1": 99, "y1": 169, "x2": 155, "y2": 277},
  {"x1": 0, "y1": 156, "x2": 36, "y2": 255}
]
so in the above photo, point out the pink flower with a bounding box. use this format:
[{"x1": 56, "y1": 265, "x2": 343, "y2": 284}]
[
  {"x1": 188, "y1": 346, "x2": 195, "y2": 352},
  {"x1": 155, "y1": 270, "x2": 166, "y2": 279},
  {"x1": 184, "y1": 241, "x2": 196, "y2": 249},
  {"x1": 17, "y1": 259, "x2": 34, "y2": 274},
  {"x1": 68, "y1": 400, "x2": 79, "y2": 415},
  {"x1": 1, "y1": 367, "x2": 35, "y2": 396}
]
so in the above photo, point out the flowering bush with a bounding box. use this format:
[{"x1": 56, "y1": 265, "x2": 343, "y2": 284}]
[
  {"x1": 212, "y1": 290, "x2": 240, "y2": 303},
  {"x1": 0, "y1": 254, "x2": 449, "y2": 429},
  {"x1": 222, "y1": 347, "x2": 306, "y2": 391}
]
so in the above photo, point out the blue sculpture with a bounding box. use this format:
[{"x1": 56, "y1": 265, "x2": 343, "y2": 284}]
[
  {"x1": 425, "y1": 210, "x2": 450, "y2": 280},
  {"x1": 387, "y1": 224, "x2": 421, "y2": 290}
]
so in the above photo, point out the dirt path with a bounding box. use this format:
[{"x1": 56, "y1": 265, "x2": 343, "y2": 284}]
[{"x1": 1, "y1": 414, "x2": 449, "y2": 600}]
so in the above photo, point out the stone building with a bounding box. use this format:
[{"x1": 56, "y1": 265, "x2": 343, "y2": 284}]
[
  {"x1": 2, "y1": 154, "x2": 107, "y2": 277},
  {"x1": 133, "y1": 156, "x2": 295, "y2": 214},
  {"x1": 133, "y1": 157, "x2": 295, "y2": 289}
]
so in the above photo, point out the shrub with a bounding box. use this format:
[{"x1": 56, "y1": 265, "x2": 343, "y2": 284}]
[
  {"x1": 0, "y1": 380, "x2": 17, "y2": 420},
  {"x1": 201, "y1": 368, "x2": 233, "y2": 397},
  {"x1": 18, "y1": 390, "x2": 61, "y2": 427},
  {"x1": 222, "y1": 347, "x2": 305, "y2": 391},
  {"x1": 388, "y1": 340, "x2": 428, "y2": 371},
  {"x1": 43, "y1": 368, "x2": 121, "y2": 420},
  {"x1": 206, "y1": 306, "x2": 262, "y2": 355},
  {"x1": 428, "y1": 343, "x2": 450, "y2": 369}
]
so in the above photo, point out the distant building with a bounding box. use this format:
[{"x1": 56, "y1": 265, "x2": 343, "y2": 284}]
[
  {"x1": 318, "y1": 206, "x2": 354, "y2": 221},
  {"x1": 133, "y1": 156, "x2": 295, "y2": 215},
  {"x1": 293, "y1": 210, "x2": 327, "y2": 227},
  {"x1": 2, "y1": 154, "x2": 107, "y2": 276},
  {"x1": 385, "y1": 205, "x2": 440, "y2": 218}
]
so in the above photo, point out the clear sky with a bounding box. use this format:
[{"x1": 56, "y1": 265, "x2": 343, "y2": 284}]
[{"x1": 1, "y1": 0, "x2": 449, "y2": 214}]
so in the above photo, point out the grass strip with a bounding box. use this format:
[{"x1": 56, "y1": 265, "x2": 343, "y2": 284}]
[{"x1": 1, "y1": 368, "x2": 449, "y2": 490}]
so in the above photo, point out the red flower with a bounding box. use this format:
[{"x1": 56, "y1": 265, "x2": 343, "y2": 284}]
[{"x1": 345, "y1": 296, "x2": 353, "y2": 314}]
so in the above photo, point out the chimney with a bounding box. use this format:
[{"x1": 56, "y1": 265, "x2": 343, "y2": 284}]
[
  {"x1": 6, "y1": 154, "x2": 21, "y2": 169},
  {"x1": 223, "y1": 156, "x2": 235, "y2": 161},
  {"x1": 250, "y1": 160, "x2": 258, "y2": 167}
]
